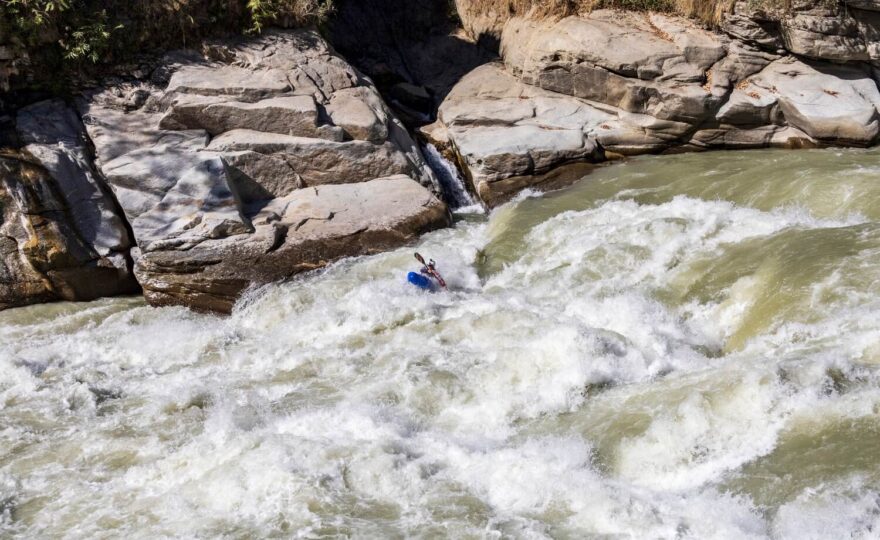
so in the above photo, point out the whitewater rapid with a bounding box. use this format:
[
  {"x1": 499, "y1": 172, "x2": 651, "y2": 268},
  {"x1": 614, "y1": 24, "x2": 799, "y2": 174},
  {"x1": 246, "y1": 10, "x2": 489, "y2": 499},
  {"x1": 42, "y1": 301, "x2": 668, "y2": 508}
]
[{"x1": 2, "y1": 148, "x2": 880, "y2": 538}]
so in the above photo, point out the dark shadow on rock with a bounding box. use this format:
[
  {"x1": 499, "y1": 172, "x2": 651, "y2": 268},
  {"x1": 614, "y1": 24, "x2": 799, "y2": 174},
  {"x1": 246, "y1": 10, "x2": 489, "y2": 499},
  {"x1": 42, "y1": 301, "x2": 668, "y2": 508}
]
[
  {"x1": 328, "y1": 0, "x2": 497, "y2": 126},
  {"x1": 476, "y1": 33, "x2": 501, "y2": 55},
  {"x1": 0, "y1": 115, "x2": 19, "y2": 148},
  {"x1": 805, "y1": 58, "x2": 876, "y2": 81}
]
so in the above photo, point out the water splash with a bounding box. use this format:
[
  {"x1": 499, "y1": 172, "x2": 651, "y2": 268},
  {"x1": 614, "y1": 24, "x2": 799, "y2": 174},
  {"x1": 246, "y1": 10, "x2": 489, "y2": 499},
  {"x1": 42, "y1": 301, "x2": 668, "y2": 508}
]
[{"x1": 3, "y1": 148, "x2": 880, "y2": 538}]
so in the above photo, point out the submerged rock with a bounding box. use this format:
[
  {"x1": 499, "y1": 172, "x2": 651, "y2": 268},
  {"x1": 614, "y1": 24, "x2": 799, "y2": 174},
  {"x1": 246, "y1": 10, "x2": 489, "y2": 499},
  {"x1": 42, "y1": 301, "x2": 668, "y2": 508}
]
[{"x1": 77, "y1": 29, "x2": 449, "y2": 313}]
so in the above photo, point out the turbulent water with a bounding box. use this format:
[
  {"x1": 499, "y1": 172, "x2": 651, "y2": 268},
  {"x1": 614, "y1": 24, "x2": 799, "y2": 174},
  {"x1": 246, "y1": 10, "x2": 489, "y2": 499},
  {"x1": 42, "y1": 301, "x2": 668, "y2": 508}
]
[{"x1": 2, "y1": 148, "x2": 880, "y2": 538}]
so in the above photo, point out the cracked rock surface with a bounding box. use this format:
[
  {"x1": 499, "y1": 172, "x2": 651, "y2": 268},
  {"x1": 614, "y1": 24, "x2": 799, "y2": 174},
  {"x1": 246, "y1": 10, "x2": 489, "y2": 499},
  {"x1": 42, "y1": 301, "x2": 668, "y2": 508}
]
[
  {"x1": 74, "y1": 29, "x2": 449, "y2": 312},
  {"x1": 1, "y1": 100, "x2": 139, "y2": 310},
  {"x1": 439, "y1": 4, "x2": 880, "y2": 206}
]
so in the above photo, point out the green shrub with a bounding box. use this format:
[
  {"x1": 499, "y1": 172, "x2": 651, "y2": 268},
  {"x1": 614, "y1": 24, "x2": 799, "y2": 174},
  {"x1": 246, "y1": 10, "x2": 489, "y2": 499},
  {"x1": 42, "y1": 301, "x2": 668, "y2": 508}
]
[
  {"x1": 0, "y1": 0, "x2": 334, "y2": 64},
  {"x1": 61, "y1": 11, "x2": 121, "y2": 64},
  {"x1": 2, "y1": 0, "x2": 71, "y2": 46}
]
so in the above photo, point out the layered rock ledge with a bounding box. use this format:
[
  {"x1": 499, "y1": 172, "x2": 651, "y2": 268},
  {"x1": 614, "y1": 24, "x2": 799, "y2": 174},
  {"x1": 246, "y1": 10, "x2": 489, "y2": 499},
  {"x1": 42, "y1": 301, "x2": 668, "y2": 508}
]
[
  {"x1": 82, "y1": 30, "x2": 449, "y2": 312},
  {"x1": 2, "y1": 30, "x2": 450, "y2": 313},
  {"x1": 439, "y1": 3, "x2": 880, "y2": 206}
]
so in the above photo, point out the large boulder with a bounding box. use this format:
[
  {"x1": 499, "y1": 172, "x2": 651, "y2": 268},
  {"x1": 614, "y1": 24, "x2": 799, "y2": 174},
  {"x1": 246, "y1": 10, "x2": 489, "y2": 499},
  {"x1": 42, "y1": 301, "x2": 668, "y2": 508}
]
[
  {"x1": 437, "y1": 64, "x2": 607, "y2": 205},
  {"x1": 78, "y1": 30, "x2": 449, "y2": 312},
  {"x1": 722, "y1": 1, "x2": 880, "y2": 63},
  {"x1": 136, "y1": 176, "x2": 447, "y2": 313},
  {"x1": 0, "y1": 100, "x2": 138, "y2": 311},
  {"x1": 501, "y1": 12, "x2": 726, "y2": 126},
  {"x1": 746, "y1": 57, "x2": 880, "y2": 145}
]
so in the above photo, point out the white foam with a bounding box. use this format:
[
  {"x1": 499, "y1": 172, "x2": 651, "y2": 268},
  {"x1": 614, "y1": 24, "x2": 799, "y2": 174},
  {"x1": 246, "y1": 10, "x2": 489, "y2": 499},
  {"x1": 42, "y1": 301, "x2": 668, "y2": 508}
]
[
  {"x1": 2, "y1": 160, "x2": 879, "y2": 537},
  {"x1": 773, "y1": 479, "x2": 880, "y2": 540}
]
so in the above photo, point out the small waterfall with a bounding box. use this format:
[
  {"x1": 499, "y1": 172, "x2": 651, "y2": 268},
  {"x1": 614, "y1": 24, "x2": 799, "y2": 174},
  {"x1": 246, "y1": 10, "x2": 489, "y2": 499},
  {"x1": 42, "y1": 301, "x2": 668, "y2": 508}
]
[{"x1": 421, "y1": 142, "x2": 478, "y2": 210}]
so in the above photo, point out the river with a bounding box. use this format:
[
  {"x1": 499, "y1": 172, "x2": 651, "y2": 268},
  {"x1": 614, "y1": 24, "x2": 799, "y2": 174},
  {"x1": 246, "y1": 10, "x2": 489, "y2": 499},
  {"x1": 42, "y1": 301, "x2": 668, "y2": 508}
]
[{"x1": 2, "y1": 148, "x2": 879, "y2": 538}]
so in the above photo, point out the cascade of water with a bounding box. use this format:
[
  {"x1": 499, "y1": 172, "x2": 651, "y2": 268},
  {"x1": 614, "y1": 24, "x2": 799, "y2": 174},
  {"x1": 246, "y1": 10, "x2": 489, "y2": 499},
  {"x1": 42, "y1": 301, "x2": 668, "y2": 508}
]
[{"x1": 420, "y1": 142, "x2": 478, "y2": 210}]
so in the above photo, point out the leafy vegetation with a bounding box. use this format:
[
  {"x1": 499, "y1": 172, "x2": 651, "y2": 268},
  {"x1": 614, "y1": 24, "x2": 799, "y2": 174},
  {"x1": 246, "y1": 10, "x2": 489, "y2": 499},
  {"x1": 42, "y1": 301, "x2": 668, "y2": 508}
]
[
  {"x1": 60, "y1": 11, "x2": 121, "y2": 64},
  {"x1": 0, "y1": 0, "x2": 334, "y2": 68},
  {"x1": 247, "y1": 0, "x2": 334, "y2": 33},
  {"x1": 2, "y1": 0, "x2": 71, "y2": 46}
]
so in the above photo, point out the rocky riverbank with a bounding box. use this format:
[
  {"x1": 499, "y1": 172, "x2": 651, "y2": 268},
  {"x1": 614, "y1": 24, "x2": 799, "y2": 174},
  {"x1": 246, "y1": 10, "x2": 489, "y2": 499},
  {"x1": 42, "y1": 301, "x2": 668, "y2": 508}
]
[
  {"x1": 432, "y1": 0, "x2": 880, "y2": 205},
  {"x1": 2, "y1": 30, "x2": 449, "y2": 313},
  {"x1": 3, "y1": 0, "x2": 880, "y2": 312}
]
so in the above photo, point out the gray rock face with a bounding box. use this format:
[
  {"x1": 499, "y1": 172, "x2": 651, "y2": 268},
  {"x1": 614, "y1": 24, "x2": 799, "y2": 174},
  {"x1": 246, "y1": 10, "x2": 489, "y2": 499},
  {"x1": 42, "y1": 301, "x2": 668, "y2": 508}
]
[
  {"x1": 502, "y1": 12, "x2": 726, "y2": 126},
  {"x1": 780, "y1": 8, "x2": 868, "y2": 62},
  {"x1": 1, "y1": 100, "x2": 138, "y2": 311},
  {"x1": 723, "y1": 1, "x2": 880, "y2": 63},
  {"x1": 17, "y1": 101, "x2": 132, "y2": 257},
  {"x1": 438, "y1": 64, "x2": 607, "y2": 205},
  {"x1": 130, "y1": 155, "x2": 253, "y2": 251},
  {"x1": 749, "y1": 58, "x2": 880, "y2": 145},
  {"x1": 206, "y1": 130, "x2": 415, "y2": 186},
  {"x1": 435, "y1": 7, "x2": 880, "y2": 206},
  {"x1": 163, "y1": 66, "x2": 292, "y2": 100},
  {"x1": 78, "y1": 30, "x2": 448, "y2": 312},
  {"x1": 160, "y1": 95, "x2": 344, "y2": 140},
  {"x1": 135, "y1": 175, "x2": 449, "y2": 313}
]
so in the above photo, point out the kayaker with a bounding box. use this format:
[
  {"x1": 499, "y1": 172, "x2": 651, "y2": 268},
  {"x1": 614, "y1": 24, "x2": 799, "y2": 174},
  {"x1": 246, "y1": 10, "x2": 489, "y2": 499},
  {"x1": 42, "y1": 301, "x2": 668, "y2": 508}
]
[{"x1": 408, "y1": 252, "x2": 447, "y2": 290}]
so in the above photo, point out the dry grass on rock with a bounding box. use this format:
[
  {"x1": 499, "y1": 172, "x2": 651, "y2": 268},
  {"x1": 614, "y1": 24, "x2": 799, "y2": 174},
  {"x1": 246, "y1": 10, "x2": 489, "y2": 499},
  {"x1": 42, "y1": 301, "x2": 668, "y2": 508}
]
[{"x1": 466, "y1": 0, "x2": 796, "y2": 26}]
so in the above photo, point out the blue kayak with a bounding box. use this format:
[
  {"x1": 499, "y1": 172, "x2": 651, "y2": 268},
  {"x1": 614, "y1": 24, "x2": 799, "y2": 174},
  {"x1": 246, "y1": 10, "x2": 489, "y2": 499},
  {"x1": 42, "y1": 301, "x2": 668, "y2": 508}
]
[{"x1": 407, "y1": 272, "x2": 435, "y2": 291}]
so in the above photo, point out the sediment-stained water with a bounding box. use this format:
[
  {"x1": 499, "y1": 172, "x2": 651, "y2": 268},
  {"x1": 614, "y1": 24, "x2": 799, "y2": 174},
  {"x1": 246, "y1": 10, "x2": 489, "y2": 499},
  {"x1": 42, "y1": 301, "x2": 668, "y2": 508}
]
[{"x1": 2, "y1": 148, "x2": 879, "y2": 538}]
